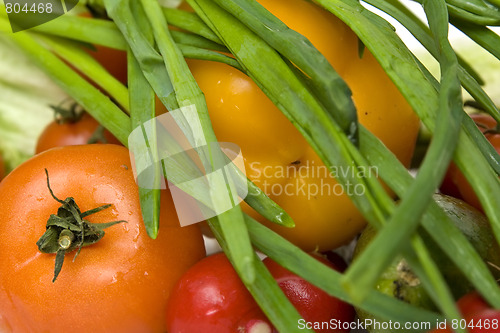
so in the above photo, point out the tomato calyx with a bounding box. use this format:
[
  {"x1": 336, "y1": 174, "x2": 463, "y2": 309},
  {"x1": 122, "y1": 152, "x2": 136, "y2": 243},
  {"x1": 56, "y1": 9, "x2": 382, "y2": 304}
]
[
  {"x1": 50, "y1": 102, "x2": 85, "y2": 125},
  {"x1": 86, "y1": 124, "x2": 111, "y2": 144},
  {"x1": 477, "y1": 123, "x2": 500, "y2": 136},
  {"x1": 464, "y1": 102, "x2": 500, "y2": 135},
  {"x1": 36, "y1": 169, "x2": 126, "y2": 282},
  {"x1": 49, "y1": 102, "x2": 113, "y2": 145}
]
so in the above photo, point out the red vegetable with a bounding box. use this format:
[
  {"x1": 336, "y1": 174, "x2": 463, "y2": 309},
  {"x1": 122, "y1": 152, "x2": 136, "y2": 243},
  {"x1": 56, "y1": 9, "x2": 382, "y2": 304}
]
[
  {"x1": 440, "y1": 163, "x2": 463, "y2": 200},
  {"x1": 165, "y1": 252, "x2": 273, "y2": 333},
  {"x1": 263, "y1": 255, "x2": 355, "y2": 333},
  {"x1": 429, "y1": 291, "x2": 500, "y2": 333},
  {"x1": 0, "y1": 144, "x2": 206, "y2": 333},
  {"x1": 166, "y1": 252, "x2": 353, "y2": 332}
]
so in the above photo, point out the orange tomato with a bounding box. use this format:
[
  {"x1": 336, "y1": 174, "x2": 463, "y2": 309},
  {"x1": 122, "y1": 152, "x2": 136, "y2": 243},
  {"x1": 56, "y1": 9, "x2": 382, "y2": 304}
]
[
  {"x1": 187, "y1": 0, "x2": 419, "y2": 251},
  {"x1": 0, "y1": 144, "x2": 205, "y2": 333},
  {"x1": 35, "y1": 112, "x2": 121, "y2": 154}
]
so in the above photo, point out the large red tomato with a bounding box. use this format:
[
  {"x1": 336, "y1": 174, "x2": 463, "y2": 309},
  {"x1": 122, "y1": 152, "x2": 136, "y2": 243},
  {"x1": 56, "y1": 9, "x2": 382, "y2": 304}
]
[
  {"x1": 428, "y1": 291, "x2": 500, "y2": 333},
  {"x1": 263, "y1": 255, "x2": 355, "y2": 333},
  {"x1": 166, "y1": 252, "x2": 354, "y2": 333},
  {"x1": 0, "y1": 144, "x2": 206, "y2": 333}
]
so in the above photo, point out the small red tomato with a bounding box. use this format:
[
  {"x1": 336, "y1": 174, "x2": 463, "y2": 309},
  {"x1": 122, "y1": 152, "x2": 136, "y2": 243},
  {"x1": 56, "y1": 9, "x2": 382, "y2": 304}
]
[
  {"x1": 440, "y1": 163, "x2": 463, "y2": 200},
  {"x1": 467, "y1": 309, "x2": 500, "y2": 333},
  {"x1": 322, "y1": 251, "x2": 348, "y2": 273},
  {"x1": 263, "y1": 255, "x2": 355, "y2": 333},
  {"x1": 428, "y1": 291, "x2": 500, "y2": 333},
  {"x1": 457, "y1": 291, "x2": 491, "y2": 318},
  {"x1": 165, "y1": 252, "x2": 273, "y2": 333},
  {"x1": 453, "y1": 113, "x2": 500, "y2": 211},
  {"x1": 36, "y1": 109, "x2": 121, "y2": 154}
]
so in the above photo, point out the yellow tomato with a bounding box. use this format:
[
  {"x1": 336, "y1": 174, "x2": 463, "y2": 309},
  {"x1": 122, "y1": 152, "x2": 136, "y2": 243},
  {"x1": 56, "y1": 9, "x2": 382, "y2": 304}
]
[{"x1": 187, "y1": 0, "x2": 419, "y2": 251}]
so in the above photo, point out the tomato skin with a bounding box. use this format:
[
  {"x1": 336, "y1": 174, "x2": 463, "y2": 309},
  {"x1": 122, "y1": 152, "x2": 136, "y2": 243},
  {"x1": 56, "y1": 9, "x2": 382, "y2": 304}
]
[
  {"x1": 35, "y1": 112, "x2": 121, "y2": 154},
  {"x1": 323, "y1": 251, "x2": 348, "y2": 273},
  {"x1": 0, "y1": 144, "x2": 205, "y2": 333},
  {"x1": 449, "y1": 114, "x2": 500, "y2": 211},
  {"x1": 166, "y1": 252, "x2": 353, "y2": 333},
  {"x1": 263, "y1": 255, "x2": 355, "y2": 333},
  {"x1": 165, "y1": 252, "x2": 272, "y2": 333},
  {"x1": 166, "y1": 253, "x2": 354, "y2": 333},
  {"x1": 428, "y1": 292, "x2": 500, "y2": 333},
  {"x1": 467, "y1": 309, "x2": 500, "y2": 333},
  {"x1": 457, "y1": 292, "x2": 491, "y2": 318},
  {"x1": 440, "y1": 163, "x2": 463, "y2": 199},
  {"x1": 187, "y1": 0, "x2": 420, "y2": 251},
  {"x1": 457, "y1": 292, "x2": 500, "y2": 333}
]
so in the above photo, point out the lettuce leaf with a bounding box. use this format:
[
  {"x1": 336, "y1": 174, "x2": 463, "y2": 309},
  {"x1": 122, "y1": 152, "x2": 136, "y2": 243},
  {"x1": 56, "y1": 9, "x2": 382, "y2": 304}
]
[{"x1": 0, "y1": 33, "x2": 68, "y2": 172}]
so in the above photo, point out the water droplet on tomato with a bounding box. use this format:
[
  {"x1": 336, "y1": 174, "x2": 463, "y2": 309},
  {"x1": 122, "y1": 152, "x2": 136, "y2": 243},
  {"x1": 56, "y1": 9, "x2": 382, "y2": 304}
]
[
  {"x1": 0, "y1": 314, "x2": 13, "y2": 333},
  {"x1": 132, "y1": 223, "x2": 141, "y2": 242}
]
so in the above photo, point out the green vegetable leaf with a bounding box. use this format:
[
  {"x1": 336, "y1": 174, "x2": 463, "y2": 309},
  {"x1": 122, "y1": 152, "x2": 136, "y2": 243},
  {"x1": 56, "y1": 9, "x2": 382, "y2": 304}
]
[{"x1": 0, "y1": 34, "x2": 62, "y2": 171}]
